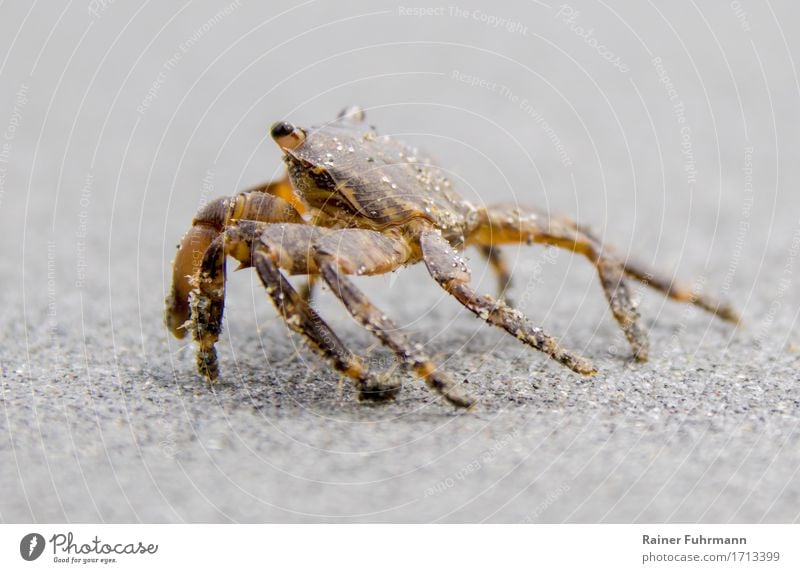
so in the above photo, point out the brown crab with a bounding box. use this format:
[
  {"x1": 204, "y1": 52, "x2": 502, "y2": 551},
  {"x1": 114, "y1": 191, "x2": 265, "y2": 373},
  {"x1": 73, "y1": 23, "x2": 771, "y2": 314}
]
[{"x1": 165, "y1": 106, "x2": 738, "y2": 408}]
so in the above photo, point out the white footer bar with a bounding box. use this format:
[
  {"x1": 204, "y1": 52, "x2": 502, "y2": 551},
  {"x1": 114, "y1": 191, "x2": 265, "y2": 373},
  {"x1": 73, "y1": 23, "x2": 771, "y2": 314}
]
[{"x1": 2, "y1": 524, "x2": 797, "y2": 572}]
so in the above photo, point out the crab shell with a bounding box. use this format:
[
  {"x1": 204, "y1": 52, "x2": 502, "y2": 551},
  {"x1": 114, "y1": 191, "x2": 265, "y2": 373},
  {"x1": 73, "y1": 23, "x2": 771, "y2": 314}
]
[{"x1": 281, "y1": 113, "x2": 480, "y2": 245}]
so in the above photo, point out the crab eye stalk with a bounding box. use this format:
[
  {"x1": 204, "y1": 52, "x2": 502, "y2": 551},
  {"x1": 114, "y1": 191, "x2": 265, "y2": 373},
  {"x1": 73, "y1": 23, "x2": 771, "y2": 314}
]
[
  {"x1": 270, "y1": 121, "x2": 306, "y2": 150},
  {"x1": 337, "y1": 105, "x2": 365, "y2": 122}
]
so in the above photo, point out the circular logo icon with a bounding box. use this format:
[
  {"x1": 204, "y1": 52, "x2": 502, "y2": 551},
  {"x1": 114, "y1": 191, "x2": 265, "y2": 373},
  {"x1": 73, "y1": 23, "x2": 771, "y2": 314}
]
[{"x1": 20, "y1": 533, "x2": 45, "y2": 561}]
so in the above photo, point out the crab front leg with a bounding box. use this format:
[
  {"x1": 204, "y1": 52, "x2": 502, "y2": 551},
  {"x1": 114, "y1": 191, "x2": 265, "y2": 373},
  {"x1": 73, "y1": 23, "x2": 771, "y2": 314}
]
[
  {"x1": 420, "y1": 227, "x2": 597, "y2": 375},
  {"x1": 192, "y1": 221, "x2": 399, "y2": 402},
  {"x1": 189, "y1": 236, "x2": 226, "y2": 379},
  {"x1": 166, "y1": 198, "x2": 227, "y2": 339},
  {"x1": 312, "y1": 229, "x2": 476, "y2": 408},
  {"x1": 165, "y1": 185, "x2": 304, "y2": 339},
  {"x1": 166, "y1": 189, "x2": 305, "y2": 380}
]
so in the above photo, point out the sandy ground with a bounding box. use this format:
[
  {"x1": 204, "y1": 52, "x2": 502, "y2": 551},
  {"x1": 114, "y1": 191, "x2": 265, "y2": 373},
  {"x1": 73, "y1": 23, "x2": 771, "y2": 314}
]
[{"x1": 1, "y1": 0, "x2": 800, "y2": 522}]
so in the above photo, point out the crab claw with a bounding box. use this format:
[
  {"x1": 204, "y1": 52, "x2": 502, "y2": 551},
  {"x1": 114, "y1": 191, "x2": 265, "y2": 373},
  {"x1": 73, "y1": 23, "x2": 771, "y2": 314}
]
[{"x1": 270, "y1": 121, "x2": 305, "y2": 150}]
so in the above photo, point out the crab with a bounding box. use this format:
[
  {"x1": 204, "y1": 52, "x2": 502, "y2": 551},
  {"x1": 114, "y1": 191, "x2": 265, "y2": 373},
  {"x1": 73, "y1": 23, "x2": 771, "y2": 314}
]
[{"x1": 165, "y1": 106, "x2": 739, "y2": 408}]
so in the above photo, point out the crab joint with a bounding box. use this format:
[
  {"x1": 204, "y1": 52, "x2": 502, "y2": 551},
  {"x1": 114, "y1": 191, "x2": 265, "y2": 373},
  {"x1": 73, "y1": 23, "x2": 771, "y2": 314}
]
[{"x1": 270, "y1": 121, "x2": 306, "y2": 150}]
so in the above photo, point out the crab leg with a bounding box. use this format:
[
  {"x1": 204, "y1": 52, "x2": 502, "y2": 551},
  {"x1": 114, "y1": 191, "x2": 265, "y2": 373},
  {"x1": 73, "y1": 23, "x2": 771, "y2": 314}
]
[
  {"x1": 297, "y1": 274, "x2": 319, "y2": 304},
  {"x1": 471, "y1": 205, "x2": 647, "y2": 360},
  {"x1": 191, "y1": 221, "x2": 399, "y2": 402},
  {"x1": 166, "y1": 197, "x2": 228, "y2": 339},
  {"x1": 596, "y1": 257, "x2": 649, "y2": 362},
  {"x1": 567, "y1": 221, "x2": 740, "y2": 323},
  {"x1": 189, "y1": 236, "x2": 226, "y2": 379},
  {"x1": 165, "y1": 187, "x2": 304, "y2": 338},
  {"x1": 471, "y1": 204, "x2": 739, "y2": 361},
  {"x1": 477, "y1": 245, "x2": 514, "y2": 303},
  {"x1": 420, "y1": 228, "x2": 597, "y2": 375},
  {"x1": 312, "y1": 229, "x2": 476, "y2": 408},
  {"x1": 616, "y1": 257, "x2": 740, "y2": 323}
]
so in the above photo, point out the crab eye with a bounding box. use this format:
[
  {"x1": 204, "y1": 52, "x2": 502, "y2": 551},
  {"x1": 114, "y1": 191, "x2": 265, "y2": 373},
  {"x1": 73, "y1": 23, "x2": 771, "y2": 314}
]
[
  {"x1": 270, "y1": 121, "x2": 306, "y2": 150},
  {"x1": 270, "y1": 121, "x2": 293, "y2": 137}
]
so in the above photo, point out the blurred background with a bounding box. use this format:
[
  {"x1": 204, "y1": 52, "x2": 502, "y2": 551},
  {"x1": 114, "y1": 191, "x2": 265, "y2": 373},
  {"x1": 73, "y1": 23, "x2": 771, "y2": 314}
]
[{"x1": 1, "y1": 0, "x2": 799, "y2": 522}]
